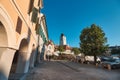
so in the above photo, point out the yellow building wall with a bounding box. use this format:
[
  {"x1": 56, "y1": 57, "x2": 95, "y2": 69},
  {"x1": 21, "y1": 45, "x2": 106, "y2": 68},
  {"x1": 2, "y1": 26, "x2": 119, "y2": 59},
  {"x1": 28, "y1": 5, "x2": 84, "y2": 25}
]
[
  {"x1": 0, "y1": 0, "x2": 38, "y2": 49},
  {"x1": 0, "y1": 0, "x2": 40, "y2": 79}
]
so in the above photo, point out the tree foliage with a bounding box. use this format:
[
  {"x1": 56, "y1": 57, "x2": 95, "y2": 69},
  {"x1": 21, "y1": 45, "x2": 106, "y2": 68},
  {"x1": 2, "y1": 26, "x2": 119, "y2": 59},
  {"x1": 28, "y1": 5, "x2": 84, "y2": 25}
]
[
  {"x1": 72, "y1": 47, "x2": 80, "y2": 55},
  {"x1": 80, "y1": 24, "x2": 108, "y2": 63},
  {"x1": 58, "y1": 45, "x2": 65, "y2": 52}
]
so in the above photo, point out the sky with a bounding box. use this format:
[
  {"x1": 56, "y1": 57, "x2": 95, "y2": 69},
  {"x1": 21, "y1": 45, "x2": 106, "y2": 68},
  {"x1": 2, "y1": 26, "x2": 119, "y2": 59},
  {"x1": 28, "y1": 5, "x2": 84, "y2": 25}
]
[{"x1": 42, "y1": 0, "x2": 120, "y2": 47}]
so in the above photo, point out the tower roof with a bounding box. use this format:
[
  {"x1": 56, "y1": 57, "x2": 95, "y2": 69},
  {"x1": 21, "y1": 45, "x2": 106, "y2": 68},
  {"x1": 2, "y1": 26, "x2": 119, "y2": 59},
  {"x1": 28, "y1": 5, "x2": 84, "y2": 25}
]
[{"x1": 61, "y1": 33, "x2": 64, "y2": 37}]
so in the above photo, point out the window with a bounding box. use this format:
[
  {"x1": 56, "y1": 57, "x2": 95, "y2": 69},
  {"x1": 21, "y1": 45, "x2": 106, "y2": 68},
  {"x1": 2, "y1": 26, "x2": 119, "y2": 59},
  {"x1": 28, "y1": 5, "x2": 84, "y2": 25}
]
[
  {"x1": 31, "y1": 7, "x2": 38, "y2": 23},
  {"x1": 38, "y1": 0, "x2": 40, "y2": 6},
  {"x1": 39, "y1": 0, "x2": 43, "y2": 8},
  {"x1": 28, "y1": 0, "x2": 34, "y2": 14}
]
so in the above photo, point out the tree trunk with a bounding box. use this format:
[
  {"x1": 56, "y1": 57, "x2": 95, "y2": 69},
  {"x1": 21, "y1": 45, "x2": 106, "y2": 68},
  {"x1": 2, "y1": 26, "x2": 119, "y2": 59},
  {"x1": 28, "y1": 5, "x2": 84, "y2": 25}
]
[{"x1": 94, "y1": 53, "x2": 97, "y2": 65}]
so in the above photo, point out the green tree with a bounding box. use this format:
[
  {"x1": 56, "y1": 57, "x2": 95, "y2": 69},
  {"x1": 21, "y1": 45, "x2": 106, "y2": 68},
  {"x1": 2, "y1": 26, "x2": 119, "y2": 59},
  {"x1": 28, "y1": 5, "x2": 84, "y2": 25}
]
[
  {"x1": 58, "y1": 45, "x2": 65, "y2": 53},
  {"x1": 72, "y1": 47, "x2": 80, "y2": 55},
  {"x1": 80, "y1": 24, "x2": 108, "y2": 64}
]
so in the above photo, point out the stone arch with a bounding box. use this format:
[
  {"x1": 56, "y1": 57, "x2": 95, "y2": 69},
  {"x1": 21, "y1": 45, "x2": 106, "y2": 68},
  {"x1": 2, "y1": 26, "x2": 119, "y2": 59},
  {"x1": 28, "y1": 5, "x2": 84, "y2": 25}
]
[
  {"x1": 0, "y1": 19, "x2": 9, "y2": 80},
  {"x1": 12, "y1": 38, "x2": 29, "y2": 73},
  {"x1": 16, "y1": 39, "x2": 29, "y2": 73},
  {"x1": 0, "y1": 5, "x2": 16, "y2": 49},
  {"x1": 0, "y1": 22, "x2": 8, "y2": 47},
  {"x1": 9, "y1": 39, "x2": 29, "y2": 79},
  {"x1": 16, "y1": 33, "x2": 29, "y2": 49},
  {"x1": 0, "y1": 22, "x2": 8, "y2": 59},
  {"x1": 0, "y1": 5, "x2": 16, "y2": 80}
]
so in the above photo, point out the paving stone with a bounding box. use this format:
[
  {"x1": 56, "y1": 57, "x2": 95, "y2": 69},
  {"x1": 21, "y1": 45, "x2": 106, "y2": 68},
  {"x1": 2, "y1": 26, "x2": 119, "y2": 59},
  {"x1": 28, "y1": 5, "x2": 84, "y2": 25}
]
[{"x1": 25, "y1": 61, "x2": 120, "y2": 80}]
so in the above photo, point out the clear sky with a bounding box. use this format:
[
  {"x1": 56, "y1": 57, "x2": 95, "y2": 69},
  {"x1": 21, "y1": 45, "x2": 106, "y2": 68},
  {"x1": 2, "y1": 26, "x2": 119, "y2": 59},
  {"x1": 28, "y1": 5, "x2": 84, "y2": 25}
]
[{"x1": 42, "y1": 0, "x2": 120, "y2": 47}]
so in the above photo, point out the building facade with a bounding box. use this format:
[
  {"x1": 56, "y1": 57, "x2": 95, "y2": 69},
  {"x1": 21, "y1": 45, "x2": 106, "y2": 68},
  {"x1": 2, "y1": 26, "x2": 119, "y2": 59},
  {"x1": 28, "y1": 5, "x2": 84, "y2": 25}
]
[
  {"x1": 36, "y1": 13, "x2": 49, "y2": 62},
  {"x1": 0, "y1": 0, "x2": 48, "y2": 80},
  {"x1": 44, "y1": 40, "x2": 54, "y2": 60}
]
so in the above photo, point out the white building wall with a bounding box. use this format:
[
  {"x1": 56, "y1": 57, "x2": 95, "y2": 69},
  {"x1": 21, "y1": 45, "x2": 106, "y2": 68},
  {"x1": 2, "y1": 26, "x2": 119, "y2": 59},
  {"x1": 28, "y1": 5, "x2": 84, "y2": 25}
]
[
  {"x1": 60, "y1": 35, "x2": 67, "y2": 45},
  {"x1": 63, "y1": 36, "x2": 66, "y2": 45}
]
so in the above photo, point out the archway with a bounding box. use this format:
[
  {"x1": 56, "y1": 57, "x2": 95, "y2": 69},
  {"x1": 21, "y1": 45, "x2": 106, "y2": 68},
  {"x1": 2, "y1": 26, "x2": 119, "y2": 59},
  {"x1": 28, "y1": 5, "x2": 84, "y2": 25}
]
[
  {"x1": 0, "y1": 20, "x2": 16, "y2": 80},
  {"x1": 9, "y1": 39, "x2": 29, "y2": 79},
  {"x1": 0, "y1": 21, "x2": 8, "y2": 80},
  {"x1": 16, "y1": 39, "x2": 29, "y2": 73},
  {"x1": 0, "y1": 6, "x2": 16, "y2": 80},
  {"x1": 0, "y1": 22, "x2": 8, "y2": 58},
  {"x1": 0, "y1": 22, "x2": 8, "y2": 47}
]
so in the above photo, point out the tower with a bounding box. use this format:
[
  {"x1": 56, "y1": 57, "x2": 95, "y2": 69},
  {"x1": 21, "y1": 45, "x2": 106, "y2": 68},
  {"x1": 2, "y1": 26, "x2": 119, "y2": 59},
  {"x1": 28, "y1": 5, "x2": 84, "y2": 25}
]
[{"x1": 60, "y1": 33, "x2": 67, "y2": 45}]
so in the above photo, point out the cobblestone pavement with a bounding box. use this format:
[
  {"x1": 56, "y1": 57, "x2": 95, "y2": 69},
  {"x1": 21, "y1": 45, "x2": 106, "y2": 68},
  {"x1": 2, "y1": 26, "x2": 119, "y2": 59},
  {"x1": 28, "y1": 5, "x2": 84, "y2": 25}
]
[{"x1": 25, "y1": 60, "x2": 120, "y2": 80}]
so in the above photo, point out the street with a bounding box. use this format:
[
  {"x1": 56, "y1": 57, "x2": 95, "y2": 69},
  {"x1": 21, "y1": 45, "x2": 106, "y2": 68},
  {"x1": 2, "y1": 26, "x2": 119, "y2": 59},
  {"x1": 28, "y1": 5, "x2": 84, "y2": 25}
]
[{"x1": 25, "y1": 61, "x2": 120, "y2": 80}]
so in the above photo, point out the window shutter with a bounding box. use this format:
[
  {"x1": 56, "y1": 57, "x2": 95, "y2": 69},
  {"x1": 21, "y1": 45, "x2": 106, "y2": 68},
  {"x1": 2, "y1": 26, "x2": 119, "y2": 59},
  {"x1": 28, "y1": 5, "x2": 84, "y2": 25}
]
[
  {"x1": 28, "y1": 0, "x2": 34, "y2": 14},
  {"x1": 31, "y1": 7, "x2": 38, "y2": 23}
]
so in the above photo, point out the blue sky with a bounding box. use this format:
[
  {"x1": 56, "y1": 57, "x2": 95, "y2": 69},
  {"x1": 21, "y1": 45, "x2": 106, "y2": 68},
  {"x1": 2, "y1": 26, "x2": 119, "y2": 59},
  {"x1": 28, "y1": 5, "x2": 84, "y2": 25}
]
[{"x1": 42, "y1": 0, "x2": 120, "y2": 47}]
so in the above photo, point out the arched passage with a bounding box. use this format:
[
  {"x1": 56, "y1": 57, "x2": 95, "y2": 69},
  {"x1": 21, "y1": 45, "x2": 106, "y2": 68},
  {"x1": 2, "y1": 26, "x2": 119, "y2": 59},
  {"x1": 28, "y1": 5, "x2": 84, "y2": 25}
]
[
  {"x1": 0, "y1": 6, "x2": 16, "y2": 80},
  {"x1": 0, "y1": 22, "x2": 8, "y2": 58},
  {"x1": 0, "y1": 20, "x2": 16, "y2": 80},
  {"x1": 0, "y1": 22, "x2": 8, "y2": 46},
  {"x1": 16, "y1": 39, "x2": 29, "y2": 73},
  {"x1": 0, "y1": 21, "x2": 9, "y2": 80},
  {"x1": 0, "y1": 6, "x2": 16, "y2": 49},
  {"x1": 8, "y1": 39, "x2": 29, "y2": 79},
  {"x1": 0, "y1": 5, "x2": 16, "y2": 80}
]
